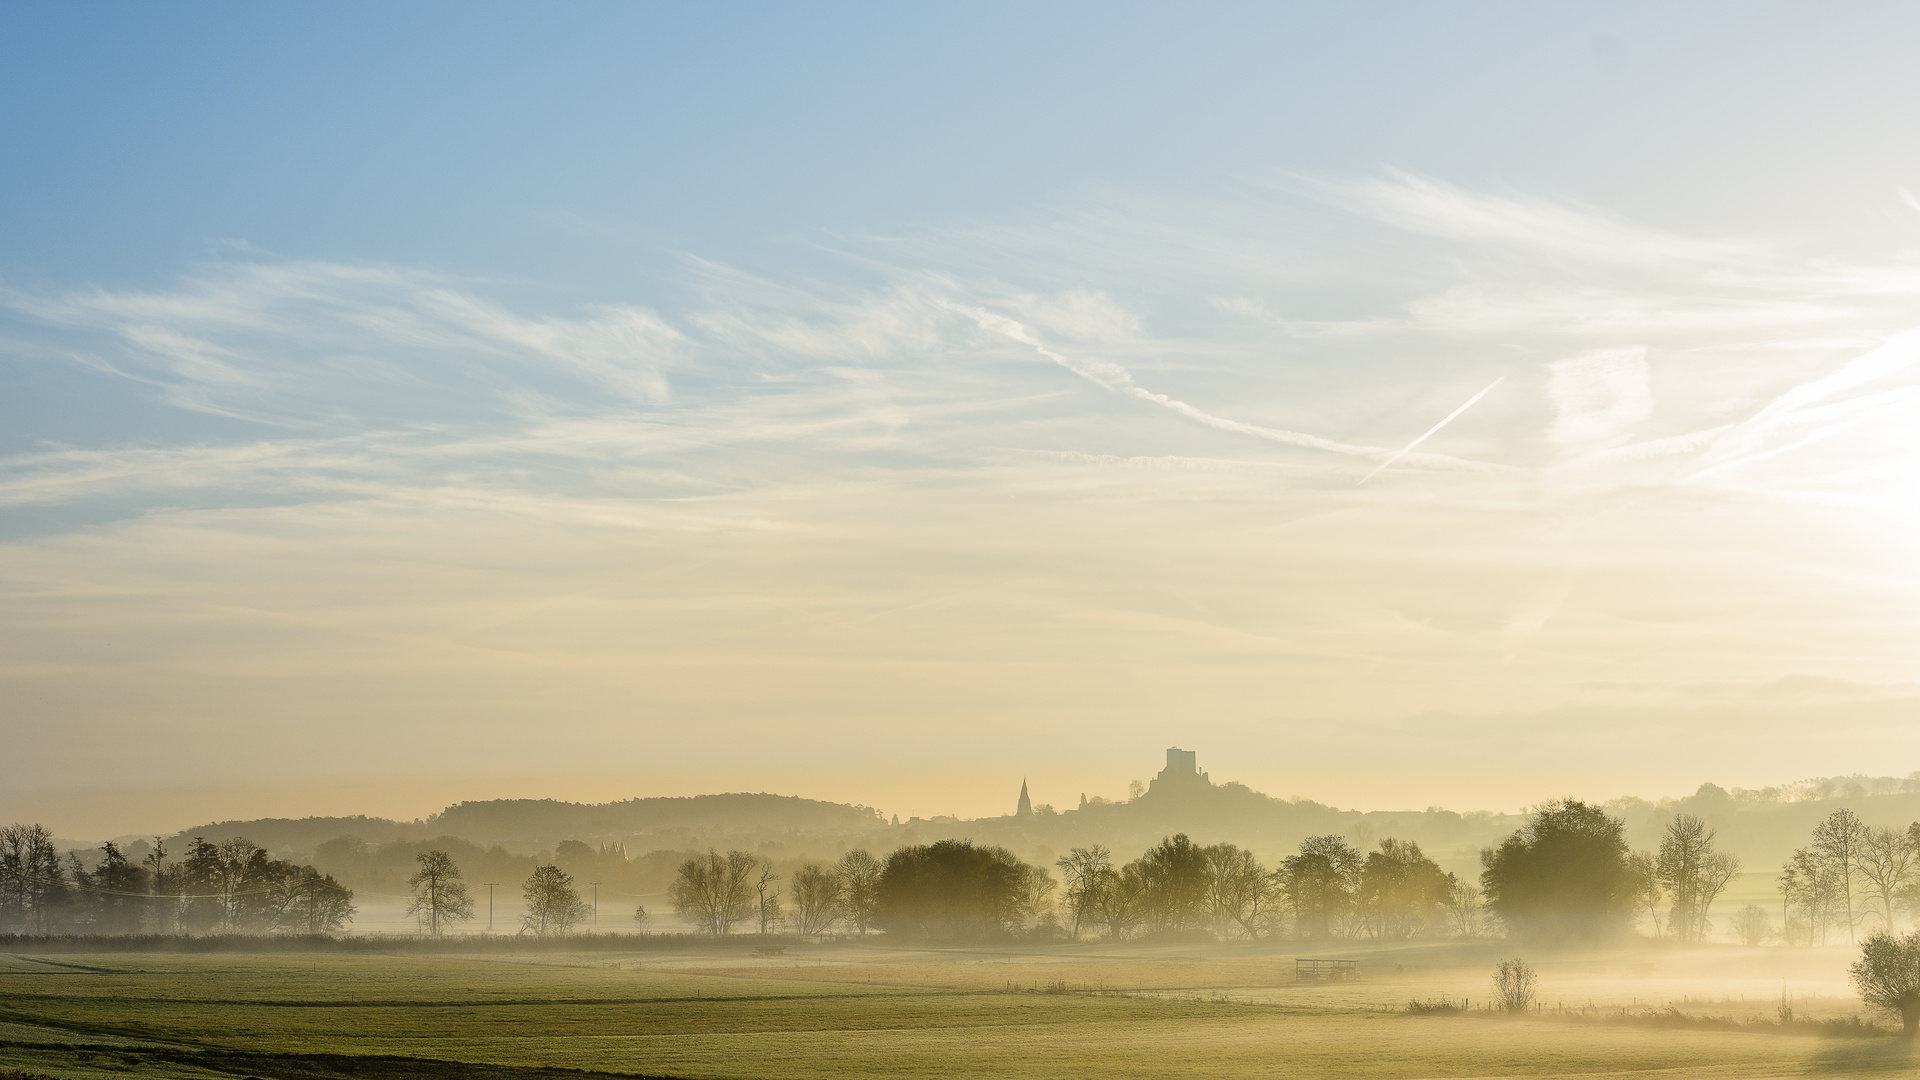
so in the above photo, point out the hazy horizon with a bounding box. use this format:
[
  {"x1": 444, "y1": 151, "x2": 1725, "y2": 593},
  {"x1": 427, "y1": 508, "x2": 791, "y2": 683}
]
[
  {"x1": 10, "y1": 5, "x2": 1920, "y2": 843},
  {"x1": 31, "y1": 752, "x2": 1920, "y2": 845}
]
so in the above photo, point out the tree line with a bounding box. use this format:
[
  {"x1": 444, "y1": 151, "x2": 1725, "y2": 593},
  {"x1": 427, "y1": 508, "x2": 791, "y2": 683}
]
[
  {"x1": 661, "y1": 802, "x2": 1920, "y2": 944},
  {"x1": 1777, "y1": 808, "x2": 1920, "y2": 946},
  {"x1": 0, "y1": 825, "x2": 354, "y2": 935},
  {"x1": 18, "y1": 801, "x2": 1920, "y2": 944},
  {"x1": 659, "y1": 834, "x2": 1464, "y2": 942}
]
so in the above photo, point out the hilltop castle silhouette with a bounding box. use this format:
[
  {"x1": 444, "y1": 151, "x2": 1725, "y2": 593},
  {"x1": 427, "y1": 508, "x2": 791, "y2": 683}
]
[
  {"x1": 1018, "y1": 747, "x2": 1210, "y2": 816},
  {"x1": 1148, "y1": 746, "x2": 1211, "y2": 794}
]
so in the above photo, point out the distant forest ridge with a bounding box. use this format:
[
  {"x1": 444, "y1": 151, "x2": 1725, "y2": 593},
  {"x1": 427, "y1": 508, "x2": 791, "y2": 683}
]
[
  {"x1": 154, "y1": 792, "x2": 883, "y2": 854},
  {"x1": 123, "y1": 771, "x2": 1920, "y2": 879}
]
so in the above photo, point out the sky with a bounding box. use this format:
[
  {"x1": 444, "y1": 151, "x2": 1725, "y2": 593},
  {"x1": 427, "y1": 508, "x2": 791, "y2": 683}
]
[{"x1": 8, "y1": 3, "x2": 1920, "y2": 838}]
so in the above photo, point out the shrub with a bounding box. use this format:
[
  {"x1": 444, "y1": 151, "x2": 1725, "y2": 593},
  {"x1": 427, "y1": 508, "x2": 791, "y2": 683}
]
[{"x1": 1493, "y1": 958, "x2": 1537, "y2": 1013}]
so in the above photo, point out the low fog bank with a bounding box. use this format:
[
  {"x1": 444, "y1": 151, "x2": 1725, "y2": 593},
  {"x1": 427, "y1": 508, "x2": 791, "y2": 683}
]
[
  {"x1": 81, "y1": 759, "x2": 1920, "y2": 901},
  {"x1": 14, "y1": 750, "x2": 1920, "y2": 947}
]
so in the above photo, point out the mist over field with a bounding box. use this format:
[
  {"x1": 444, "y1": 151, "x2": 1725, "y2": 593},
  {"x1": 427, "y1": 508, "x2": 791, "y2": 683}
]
[{"x1": 35, "y1": 754, "x2": 1920, "y2": 937}]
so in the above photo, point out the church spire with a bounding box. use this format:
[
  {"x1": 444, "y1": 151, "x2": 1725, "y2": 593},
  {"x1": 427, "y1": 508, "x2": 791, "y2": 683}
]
[{"x1": 1016, "y1": 778, "x2": 1033, "y2": 819}]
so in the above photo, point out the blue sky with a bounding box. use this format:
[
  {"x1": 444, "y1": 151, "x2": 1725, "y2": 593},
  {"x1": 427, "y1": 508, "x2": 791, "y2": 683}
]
[{"x1": 8, "y1": 3, "x2": 1920, "y2": 836}]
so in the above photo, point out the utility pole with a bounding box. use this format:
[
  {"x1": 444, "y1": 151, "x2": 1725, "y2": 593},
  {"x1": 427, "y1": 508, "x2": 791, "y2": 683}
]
[
  {"x1": 148, "y1": 838, "x2": 168, "y2": 933},
  {"x1": 484, "y1": 883, "x2": 497, "y2": 934},
  {"x1": 591, "y1": 883, "x2": 601, "y2": 931}
]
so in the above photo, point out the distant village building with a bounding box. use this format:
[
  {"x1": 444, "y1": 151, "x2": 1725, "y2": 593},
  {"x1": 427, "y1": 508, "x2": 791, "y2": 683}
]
[
  {"x1": 1016, "y1": 778, "x2": 1033, "y2": 819},
  {"x1": 1147, "y1": 746, "x2": 1211, "y2": 796}
]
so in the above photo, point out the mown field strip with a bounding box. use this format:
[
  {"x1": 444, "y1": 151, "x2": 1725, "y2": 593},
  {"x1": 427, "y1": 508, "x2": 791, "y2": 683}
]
[{"x1": 0, "y1": 948, "x2": 1912, "y2": 1080}]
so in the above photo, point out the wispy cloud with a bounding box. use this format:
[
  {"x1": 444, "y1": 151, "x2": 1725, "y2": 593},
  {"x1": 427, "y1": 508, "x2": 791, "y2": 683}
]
[
  {"x1": 1314, "y1": 169, "x2": 1761, "y2": 268},
  {"x1": 4, "y1": 262, "x2": 683, "y2": 428},
  {"x1": 8, "y1": 171, "x2": 1920, "y2": 801}
]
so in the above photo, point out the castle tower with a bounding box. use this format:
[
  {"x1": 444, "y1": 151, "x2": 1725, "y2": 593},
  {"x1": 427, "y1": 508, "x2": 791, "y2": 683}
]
[
  {"x1": 1147, "y1": 747, "x2": 1211, "y2": 795},
  {"x1": 1016, "y1": 778, "x2": 1033, "y2": 819}
]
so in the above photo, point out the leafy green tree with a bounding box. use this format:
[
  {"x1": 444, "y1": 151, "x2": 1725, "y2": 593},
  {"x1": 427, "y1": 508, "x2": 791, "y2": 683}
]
[
  {"x1": 177, "y1": 837, "x2": 224, "y2": 933},
  {"x1": 874, "y1": 839, "x2": 1032, "y2": 941},
  {"x1": 1850, "y1": 929, "x2": 1920, "y2": 1035},
  {"x1": 406, "y1": 851, "x2": 475, "y2": 936},
  {"x1": 1280, "y1": 835, "x2": 1361, "y2": 939},
  {"x1": 1480, "y1": 800, "x2": 1633, "y2": 941},
  {"x1": 85, "y1": 841, "x2": 150, "y2": 934},
  {"x1": 1355, "y1": 839, "x2": 1450, "y2": 940},
  {"x1": 1128, "y1": 834, "x2": 1211, "y2": 934}
]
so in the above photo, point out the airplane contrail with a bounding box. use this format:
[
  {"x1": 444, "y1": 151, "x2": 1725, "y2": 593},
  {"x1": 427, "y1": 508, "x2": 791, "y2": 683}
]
[
  {"x1": 947, "y1": 300, "x2": 1505, "y2": 474},
  {"x1": 1359, "y1": 377, "x2": 1505, "y2": 484}
]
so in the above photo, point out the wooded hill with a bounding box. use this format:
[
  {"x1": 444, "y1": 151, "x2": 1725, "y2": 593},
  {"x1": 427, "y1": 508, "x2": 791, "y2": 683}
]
[
  {"x1": 125, "y1": 770, "x2": 1920, "y2": 893},
  {"x1": 151, "y1": 793, "x2": 885, "y2": 863}
]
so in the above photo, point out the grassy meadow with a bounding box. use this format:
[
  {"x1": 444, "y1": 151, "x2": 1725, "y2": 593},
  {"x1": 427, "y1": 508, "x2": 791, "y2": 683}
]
[{"x1": 1, "y1": 938, "x2": 1913, "y2": 1080}]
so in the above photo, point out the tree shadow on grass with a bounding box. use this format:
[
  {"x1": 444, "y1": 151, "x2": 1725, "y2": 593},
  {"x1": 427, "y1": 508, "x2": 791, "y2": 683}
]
[
  {"x1": 1806, "y1": 1037, "x2": 1916, "y2": 1074},
  {"x1": 0, "y1": 1041, "x2": 677, "y2": 1080}
]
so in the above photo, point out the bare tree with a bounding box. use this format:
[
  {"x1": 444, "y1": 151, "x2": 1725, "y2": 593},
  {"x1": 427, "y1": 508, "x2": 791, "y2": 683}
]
[
  {"x1": 1626, "y1": 851, "x2": 1662, "y2": 937},
  {"x1": 1656, "y1": 815, "x2": 1740, "y2": 944},
  {"x1": 520, "y1": 865, "x2": 588, "y2": 936},
  {"x1": 754, "y1": 861, "x2": 781, "y2": 935},
  {"x1": 142, "y1": 838, "x2": 177, "y2": 934},
  {"x1": 789, "y1": 864, "x2": 841, "y2": 936},
  {"x1": 1443, "y1": 877, "x2": 1483, "y2": 938},
  {"x1": 1780, "y1": 847, "x2": 1844, "y2": 946},
  {"x1": 212, "y1": 837, "x2": 261, "y2": 931},
  {"x1": 1813, "y1": 808, "x2": 1868, "y2": 943},
  {"x1": 1014, "y1": 862, "x2": 1058, "y2": 927},
  {"x1": 1089, "y1": 861, "x2": 1145, "y2": 941},
  {"x1": 1850, "y1": 929, "x2": 1920, "y2": 1035},
  {"x1": 668, "y1": 849, "x2": 759, "y2": 935},
  {"x1": 405, "y1": 851, "x2": 475, "y2": 937},
  {"x1": 1855, "y1": 826, "x2": 1916, "y2": 932},
  {"x1": 1055, "y1": 846, "x2": 1111, "y2": 941},
  {"x1": 834, "y1": 849, "x2": 882, "y2": 936},
  {"x1": 0, "y1": 824, "x2": 65, "y2": 935},
  {"x1": 1204, "y1": 843, "x2": 1277, "y2": 940},
  {"x1": 1730, "y1": 903, "x2": 1770, "y2": 946},
  {"x1": 1493, "y1": 959, "x2": 1537, "y2": 1013}
]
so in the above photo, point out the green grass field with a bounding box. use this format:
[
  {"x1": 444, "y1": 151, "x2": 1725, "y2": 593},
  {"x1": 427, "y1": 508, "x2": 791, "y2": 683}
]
[{"x1": 1, "y1": 940, "x2": 1912, "y2": 1080}]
